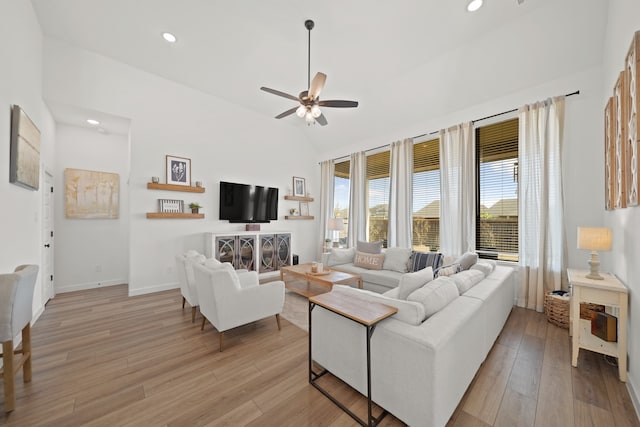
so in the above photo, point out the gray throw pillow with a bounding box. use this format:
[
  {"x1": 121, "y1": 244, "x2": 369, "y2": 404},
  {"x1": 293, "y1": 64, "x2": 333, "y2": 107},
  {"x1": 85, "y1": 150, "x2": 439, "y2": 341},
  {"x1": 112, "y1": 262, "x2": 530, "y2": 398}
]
[
  {"x1": 327, "y1": 247, "x2": 356, "y2": 266},
  {"x1": 455, "y1": 251, "x2": 478, "y2": 270},
  {"x1": 357, "y1": 240, "x2": 383, "y2": 254},
  {"x1": 382, "y1": 247, "x2": 412, "y2": 273}
]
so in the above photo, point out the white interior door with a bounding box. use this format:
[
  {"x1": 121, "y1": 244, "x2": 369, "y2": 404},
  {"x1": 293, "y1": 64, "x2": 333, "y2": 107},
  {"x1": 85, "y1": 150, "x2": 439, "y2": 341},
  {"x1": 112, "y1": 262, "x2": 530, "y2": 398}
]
[{"x1": 42, "y1": 171, "x2": 55, "y2": 301}]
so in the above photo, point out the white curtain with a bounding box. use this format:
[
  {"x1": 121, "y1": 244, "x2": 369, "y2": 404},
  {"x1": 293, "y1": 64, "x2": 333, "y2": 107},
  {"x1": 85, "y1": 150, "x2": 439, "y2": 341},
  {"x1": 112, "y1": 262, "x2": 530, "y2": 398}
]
[
  {"x1": 388, "y1": 138, "x2": 414, "y2": 248},
  {"x1": 318, "y1": 160, "x2": 335, "y2": 255},
  {"x1": 518, "y1": 96, "x2": 566, "y2": 312},
  {"x1": 439, "y1": 122, "x2": 475, "y2": 258},
  {"x1": 348, "y1": 151, "x2": 367, "y2": 248}
]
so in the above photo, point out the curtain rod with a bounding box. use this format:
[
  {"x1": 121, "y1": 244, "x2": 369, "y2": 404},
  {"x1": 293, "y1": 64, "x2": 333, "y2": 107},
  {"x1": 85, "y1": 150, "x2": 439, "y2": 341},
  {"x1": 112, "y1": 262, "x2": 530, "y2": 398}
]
[{"x1": 322, "y1": 90, "x2": 580, "y2": 164}]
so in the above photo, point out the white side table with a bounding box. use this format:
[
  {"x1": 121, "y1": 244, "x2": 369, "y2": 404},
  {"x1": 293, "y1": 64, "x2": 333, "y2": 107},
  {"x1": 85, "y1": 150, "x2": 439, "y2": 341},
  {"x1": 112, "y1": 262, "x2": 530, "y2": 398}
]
[{"x1": 568, "y1": 268, "x2": 628, "y2": 382}]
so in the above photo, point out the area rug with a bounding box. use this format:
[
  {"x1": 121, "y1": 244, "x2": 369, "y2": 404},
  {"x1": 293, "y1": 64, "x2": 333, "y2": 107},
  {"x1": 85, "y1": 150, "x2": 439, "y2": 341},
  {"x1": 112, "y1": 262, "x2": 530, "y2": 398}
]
[{"x1": 281, "y1": 289, "x2": 309, "y2": 331}]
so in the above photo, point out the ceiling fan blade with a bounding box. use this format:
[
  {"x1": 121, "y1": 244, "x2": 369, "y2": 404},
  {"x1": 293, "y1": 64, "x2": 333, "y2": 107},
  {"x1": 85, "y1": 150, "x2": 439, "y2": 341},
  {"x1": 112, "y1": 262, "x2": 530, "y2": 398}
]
[
  {"x1": 318, "y1": 100, "x2": 359, "y2": 108},
  {"x1": 275, "y1": 106, "x2": 299, "y2": 119},
  {"x1": 308, "y1": 72, "x2": 327, "y2": 100},
  {"x1": 260, "y1": 87, "x2": 300, "y2": 102},
  {"x1": 315, "y1": 113, "x2": 328, "y2": 126}
]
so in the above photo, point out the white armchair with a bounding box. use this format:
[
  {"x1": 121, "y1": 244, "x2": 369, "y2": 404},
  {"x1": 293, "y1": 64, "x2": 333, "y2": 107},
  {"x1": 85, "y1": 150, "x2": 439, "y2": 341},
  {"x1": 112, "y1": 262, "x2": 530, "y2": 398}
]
[
  {"x1": 0, "y1": 265, "x2": 39, "y2": 412},
  {"x1": 193, "y1": 263, "x2": 285, "y2": 351},
  {"x1": 175, "y1": 253, "x2": 201, "y2": 322}
]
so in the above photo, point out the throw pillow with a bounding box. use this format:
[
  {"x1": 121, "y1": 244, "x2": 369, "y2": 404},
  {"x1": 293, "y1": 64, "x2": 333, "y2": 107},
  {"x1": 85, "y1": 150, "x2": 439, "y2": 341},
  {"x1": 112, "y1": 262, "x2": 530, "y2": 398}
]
[
  {"x1": 397, "y1": 266, "x2": 434, "y2": 300},
  {"x1": 407, "y1": 276, "x2": 459, "y2": 319},
  {"x1": 470, "y1": 261, "x2": 493, "y2": 277},
  {"x1": 357, "y1": 240, "x2": 383, "y2": 254},
  {"x1": 327, "y1": 247, "x2": 356, "y2": 266},
  {"x1": 409, "y1": 251, "x2": 444, "y2": 272},
  {"x1": 450, "y1": 269, "x2": 485, "y2": 294},
  {"x1": 382, "y1": 247, "x2": 412, "y2": 273},
  {"x1": 455, "y1": 251, "x2": 479, "y2": 270},
  {"x1": 435, "y1": 263, "x2": 461, "y2": 277},
  {"x1": 353, "y1": 251, "x2": 385, "y2": 270}
]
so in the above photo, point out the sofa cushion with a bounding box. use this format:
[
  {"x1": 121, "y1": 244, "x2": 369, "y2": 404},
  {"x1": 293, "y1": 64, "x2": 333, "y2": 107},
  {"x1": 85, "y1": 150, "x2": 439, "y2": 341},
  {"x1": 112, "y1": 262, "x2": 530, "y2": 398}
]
[
  {"x1": 450, "y1": 269, "x2": 485, "y2": 294},
  {"x1": 455, "y1": 251, "x2": 478, "y2": 270},
  {"x1": 407, "y1": 276, "x2": 459, "y2": 319},
  {"x1": 435, "y1": 263, "x2": 462, "y2": 277},
  {"x1": 382, "y1": 247, "x2": 412, "y2": 273},
  {"x1": 357, "y1": 240, "x2": 383, "y2": 254},
  {"x1": 327, "y1": 248, "x2": 356, "y2": 266},
  {"x1": 397, "y1": 267, "x2": 434, "y2": 300},
  {"x1": 358, "y1": 268, "x2": 404, "y2": 288},
  {"x1": 331, "y1": 285, "x2": 425, "y2": 326},
  {"x1": 354, "y1": 251, "x2": 385, "y2": 270},
  {"x1": 409, "y1": 251, "x2": 444, "y2": 272},
  {"x1": 470, "y1": 260, "x2": 494, "y2": 277}
]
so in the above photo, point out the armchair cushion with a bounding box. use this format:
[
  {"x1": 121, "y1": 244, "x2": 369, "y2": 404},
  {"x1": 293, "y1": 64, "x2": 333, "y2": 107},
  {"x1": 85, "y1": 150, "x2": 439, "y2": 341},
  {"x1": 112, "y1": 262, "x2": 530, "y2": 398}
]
[{"x1": 0, "y1": 265, "x2": 39, "y2": 341}]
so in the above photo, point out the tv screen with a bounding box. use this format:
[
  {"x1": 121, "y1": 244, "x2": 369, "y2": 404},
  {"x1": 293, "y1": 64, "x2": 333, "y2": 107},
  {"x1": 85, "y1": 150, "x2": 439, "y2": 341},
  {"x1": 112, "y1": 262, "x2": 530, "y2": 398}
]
[{"x1": 219, "y1": 181, "x2": 278, "y2": 223}]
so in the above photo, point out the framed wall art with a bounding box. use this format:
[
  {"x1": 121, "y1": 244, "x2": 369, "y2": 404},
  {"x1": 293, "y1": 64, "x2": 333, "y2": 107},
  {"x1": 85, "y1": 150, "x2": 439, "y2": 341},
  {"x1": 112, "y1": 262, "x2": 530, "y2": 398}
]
[
  {"x1": 166, "y1": 155, "x2": 191, "y2": 186},
  {"x1": 65, "y1": 168, "x2": 120, "y2": 219},
  {"x1": 614, "y1": 70, "x2": 628, "y2": 209},
  {"x1": 624, "y1": 30, "x2": 639, "y2": 206},
  {"x1": 10, "y1": 105, "x2": 40, "y2": 190},
  {"x1": 293, "y1": 176, "x2": 306, "y2": 197},
  {"x1": 605, "y1": 97, "x2": 616, "y2": 210},
  {"x1": 299, "y1": 202, "x2": 309, "y2": 216}
]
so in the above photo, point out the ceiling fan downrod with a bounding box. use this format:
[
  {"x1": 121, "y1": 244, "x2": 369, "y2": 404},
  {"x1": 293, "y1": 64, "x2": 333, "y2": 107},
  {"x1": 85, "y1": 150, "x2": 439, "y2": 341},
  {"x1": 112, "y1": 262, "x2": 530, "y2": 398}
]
[{"x1": 305, "y1": 19, "x2": 314, "y2": 90}]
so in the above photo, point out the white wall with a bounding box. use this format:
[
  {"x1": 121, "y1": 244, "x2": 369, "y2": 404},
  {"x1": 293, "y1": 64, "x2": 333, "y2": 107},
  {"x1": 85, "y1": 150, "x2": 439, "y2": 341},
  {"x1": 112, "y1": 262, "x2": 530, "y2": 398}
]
[
  {"x1": 602, "y1": 0, "x2": 640, "y2": 412},
  {"x1": 42, "y1": 38, "x2": 320, "y2": 296},
  {"x1": 0, "y1": 0, "x2": 56, "y2": 319},
  {"x1": 54, "y1": 124, "x2": 130, "y2": 292}
]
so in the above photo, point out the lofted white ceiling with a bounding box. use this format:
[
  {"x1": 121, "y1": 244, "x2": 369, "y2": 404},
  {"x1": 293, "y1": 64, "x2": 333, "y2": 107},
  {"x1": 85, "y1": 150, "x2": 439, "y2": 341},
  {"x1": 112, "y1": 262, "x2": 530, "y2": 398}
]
[{"x1": 31, "y1": 0, "x2": 608, "y2": 153}]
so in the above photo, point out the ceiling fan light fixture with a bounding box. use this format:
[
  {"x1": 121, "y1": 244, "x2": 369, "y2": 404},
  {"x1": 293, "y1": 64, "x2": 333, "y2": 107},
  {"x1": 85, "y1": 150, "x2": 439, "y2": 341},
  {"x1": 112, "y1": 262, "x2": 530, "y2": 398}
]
[
  {"x1": 162, "y1": 32, "x2": 177, "y2": 43},
  {"x1": 467, "y1": 0, "x2": 483, "y2": 12},
  {"x1": 311, "y1": 105, "x2": 322, "y2": 118},
  {"x1": 296, "y1": 105, "x2": 307, "y2": 118},
  {"x1": 305, "y1": 111, "x2": 315, "y2": 124}
]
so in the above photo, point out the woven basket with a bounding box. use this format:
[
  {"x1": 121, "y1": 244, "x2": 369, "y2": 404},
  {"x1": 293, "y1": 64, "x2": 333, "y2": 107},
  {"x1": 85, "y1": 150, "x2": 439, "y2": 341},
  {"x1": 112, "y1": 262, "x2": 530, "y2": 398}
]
[
  {"x1": 544, "y1": 292, "x2": 569, "y2": 329},
  {"x1": 580, "y1": 302, "x2": 605, "y2": 320}
]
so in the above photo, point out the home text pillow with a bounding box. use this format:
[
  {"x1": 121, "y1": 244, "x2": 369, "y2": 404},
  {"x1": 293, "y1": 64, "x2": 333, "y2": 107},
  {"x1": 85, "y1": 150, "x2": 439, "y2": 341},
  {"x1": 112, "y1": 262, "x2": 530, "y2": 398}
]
[
  {"x1": 409, "y1": 251, "x2": 444, "y2": 273},
  {"x1": 397, "y1": 266, "x2": 434, "y2": 300},
  {"x1": 327, "y1": 247, "x2": 356, "y2": 266},
  {"x1": 382, "y1": 247, "x2": 412, "y2": 273},
  {"x1": 353, "y1": 251, "x2": 385, "y2": 270},
  {"x1": 435, "y1": 263, "x2": 461, "y2": 277},
  {"x1": 331, "y1": 285, "x2": 425, "y2": 326},
  {"x1": 407, "y1": 276, "x2": 459, "y2": 319},
  {"x1": 455, "y1": 251, "x2": 479, "y2": 270},
  {"x1": 357, "y1": 240, "x2": 383, "y2": 254},
  {"x1": 450, "y1": 269, "x2": 485, "y2": 294}
]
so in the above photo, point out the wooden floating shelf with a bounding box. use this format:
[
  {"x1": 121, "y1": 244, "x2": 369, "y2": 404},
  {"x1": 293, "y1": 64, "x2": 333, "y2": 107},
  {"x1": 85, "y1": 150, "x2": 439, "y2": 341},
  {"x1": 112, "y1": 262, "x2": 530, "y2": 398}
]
[
  {"x1": 147, "y1": 183, "x2": 205, "y2": 193},
  {"x1": 284, "y1": 195, "x2": 314, "y2": 202},
  {"x1": 285, "y1": 215, "x2": 314, "y2": 220},
  {"x1": 146, "y1": 213, "x2": 205, "y2": 219}
]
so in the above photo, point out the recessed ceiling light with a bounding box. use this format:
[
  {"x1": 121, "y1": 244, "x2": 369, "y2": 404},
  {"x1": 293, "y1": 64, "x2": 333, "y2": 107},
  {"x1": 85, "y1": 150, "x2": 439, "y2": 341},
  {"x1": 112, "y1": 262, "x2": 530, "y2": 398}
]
[
  {"x1": 467, "y1": 0, "x2": 483, "y2": 12},
  {"x1": 162, "y1": 32, "x2": 177, "y2": 43},
  {"x1": 87, "y1": 119, "x2": 100, "y2": 125}
]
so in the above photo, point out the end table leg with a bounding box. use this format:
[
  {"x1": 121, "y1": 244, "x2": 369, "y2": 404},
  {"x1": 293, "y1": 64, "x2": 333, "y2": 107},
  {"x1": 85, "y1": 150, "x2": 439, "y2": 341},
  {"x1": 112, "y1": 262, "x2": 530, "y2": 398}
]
[
  {"x1": 571, "y1": 293, "x2": 579, "y2": 367},
  {"x1": 619, "y1": 295, "x2": 628, "y2": 382}
]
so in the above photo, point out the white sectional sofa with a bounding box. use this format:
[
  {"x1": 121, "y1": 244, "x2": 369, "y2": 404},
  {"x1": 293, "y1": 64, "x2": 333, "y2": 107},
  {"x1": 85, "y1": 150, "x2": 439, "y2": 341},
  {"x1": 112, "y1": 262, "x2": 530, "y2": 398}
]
[{"x1": 311, "y1": 264, "x2": 516, "y2": 427}]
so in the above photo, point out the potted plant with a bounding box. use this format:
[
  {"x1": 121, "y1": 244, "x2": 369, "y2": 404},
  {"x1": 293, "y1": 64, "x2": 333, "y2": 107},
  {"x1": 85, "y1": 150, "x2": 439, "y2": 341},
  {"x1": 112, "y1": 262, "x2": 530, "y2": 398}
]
[{"x1": 189, "y1": 202, "x2": 202, "y2": 214}]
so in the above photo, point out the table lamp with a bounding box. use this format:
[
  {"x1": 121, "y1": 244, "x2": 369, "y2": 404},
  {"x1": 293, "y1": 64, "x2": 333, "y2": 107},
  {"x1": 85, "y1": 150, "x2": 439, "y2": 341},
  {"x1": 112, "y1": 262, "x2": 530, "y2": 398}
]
[
  {"x1": 328, "y1": 218, "x2": 345, "y2": 248},
  {"x1": 577, "y1": 227, "x2": 612, "y2": 280}
]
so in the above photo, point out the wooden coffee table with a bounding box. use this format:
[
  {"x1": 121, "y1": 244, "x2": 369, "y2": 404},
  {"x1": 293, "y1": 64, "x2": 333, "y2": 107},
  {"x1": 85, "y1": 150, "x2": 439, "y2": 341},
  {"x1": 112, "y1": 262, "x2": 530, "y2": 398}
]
[{"x1": 279, "y1": 263, "x2": 363, "y2": 298}]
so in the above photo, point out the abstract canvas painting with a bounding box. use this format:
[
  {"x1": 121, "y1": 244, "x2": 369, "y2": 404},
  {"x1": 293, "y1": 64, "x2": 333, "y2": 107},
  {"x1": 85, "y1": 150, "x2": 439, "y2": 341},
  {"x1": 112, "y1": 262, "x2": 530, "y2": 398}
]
[
  {"x1": 65, "y1": 168, "x2": 120, "y2": 219},
  {"x1": 10, "y1": 105, "x2": 40, "y2": 190}
]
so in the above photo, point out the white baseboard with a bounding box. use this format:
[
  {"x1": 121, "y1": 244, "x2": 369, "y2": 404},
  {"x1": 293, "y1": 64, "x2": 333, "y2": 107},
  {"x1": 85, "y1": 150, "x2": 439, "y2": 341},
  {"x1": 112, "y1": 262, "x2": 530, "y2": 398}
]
[
  {"x1": 56, "y1": 279, "x2": 125, "y2": 294},
  {"x1": 628, "y1": 374, "x2": 640, "y2": 422},
  {"x1": 128, "y1": 281, "x2": 178, "y2": 297}
]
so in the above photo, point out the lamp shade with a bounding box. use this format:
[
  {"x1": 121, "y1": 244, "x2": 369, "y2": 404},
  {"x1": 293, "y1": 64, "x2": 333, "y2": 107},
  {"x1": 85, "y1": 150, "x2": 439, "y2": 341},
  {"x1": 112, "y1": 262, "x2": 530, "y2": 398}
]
[
  {"x1": 328, "y1": 218, "x2": 344, "y2": 231},
  {"x1": 577, "y1": 227, "x2": 612, "y2": 251}
]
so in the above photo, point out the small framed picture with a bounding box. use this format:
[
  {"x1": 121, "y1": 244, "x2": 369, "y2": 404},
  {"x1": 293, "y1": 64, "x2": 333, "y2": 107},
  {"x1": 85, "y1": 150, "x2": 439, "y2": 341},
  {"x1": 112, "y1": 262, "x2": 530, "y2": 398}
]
[
  {"x1": 299, "y1": 202, "x2": 309, "y2": 216},
  {"x1": 293, "y1": 176, "x2": 306, "y2": 197},
  {"x1": 166, "y1": 155, "x2": 191, "y2": 186}
]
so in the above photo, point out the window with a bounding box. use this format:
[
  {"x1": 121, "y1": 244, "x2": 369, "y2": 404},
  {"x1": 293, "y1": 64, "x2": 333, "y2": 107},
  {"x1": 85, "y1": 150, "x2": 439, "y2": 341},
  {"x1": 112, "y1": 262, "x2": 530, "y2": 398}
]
[
  {"x1": 412, "y1": 139, "x2": 440, "y2": 251},
  {"x1": 475, "y1": 118, "x2": 519, "y2": 261},
  {"x1": 366, "y1": 151, "x2": 390, "y2": 245},
  {"x1": 333, "y1": 159, "x2": 350, "y2": 245}
]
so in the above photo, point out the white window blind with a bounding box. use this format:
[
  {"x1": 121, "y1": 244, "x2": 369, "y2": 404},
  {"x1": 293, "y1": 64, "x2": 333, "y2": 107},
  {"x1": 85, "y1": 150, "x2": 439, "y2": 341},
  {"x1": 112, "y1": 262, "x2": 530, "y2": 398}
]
[
  {"x1": 476, "y1": 118, "x2": 519, "y2": 261},
  {"x1": 412, "y1": 139, "x2": 440, "y2": 251}
]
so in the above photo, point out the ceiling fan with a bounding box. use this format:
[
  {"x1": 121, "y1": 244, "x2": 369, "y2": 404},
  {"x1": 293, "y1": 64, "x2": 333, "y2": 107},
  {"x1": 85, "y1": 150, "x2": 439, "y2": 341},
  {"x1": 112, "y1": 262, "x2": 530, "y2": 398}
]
[{"x1": 260, "y1": 19, "x2": 358, "y2": 126}]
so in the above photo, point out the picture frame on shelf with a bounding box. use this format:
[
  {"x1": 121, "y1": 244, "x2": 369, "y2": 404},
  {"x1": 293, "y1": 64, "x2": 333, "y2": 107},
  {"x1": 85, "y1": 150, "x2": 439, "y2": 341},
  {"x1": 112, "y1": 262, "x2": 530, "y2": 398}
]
[
  {"x1": 293, "y1": 176, "x2": 306, "y2": 197},
  {"x1": 299, "y1": 202, "x2": 309, "y2": 216},
  {"x1": 166, "y1": 155, "x2": 191, "y2": 186}
]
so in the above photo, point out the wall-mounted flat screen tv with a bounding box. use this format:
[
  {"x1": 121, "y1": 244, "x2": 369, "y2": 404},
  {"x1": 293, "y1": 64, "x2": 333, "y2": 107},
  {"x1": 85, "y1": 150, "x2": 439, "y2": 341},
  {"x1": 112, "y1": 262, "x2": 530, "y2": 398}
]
[{"x1": 219, "y1": 181, "x2": 278, "y2": 223}]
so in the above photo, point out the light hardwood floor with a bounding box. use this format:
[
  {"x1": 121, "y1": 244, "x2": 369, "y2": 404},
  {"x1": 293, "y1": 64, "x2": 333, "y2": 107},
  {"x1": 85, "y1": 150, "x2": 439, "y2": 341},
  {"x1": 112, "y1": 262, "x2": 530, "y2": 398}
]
[{"x1": 0, "y1": 285, "x2": 638, "y2": 426}]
